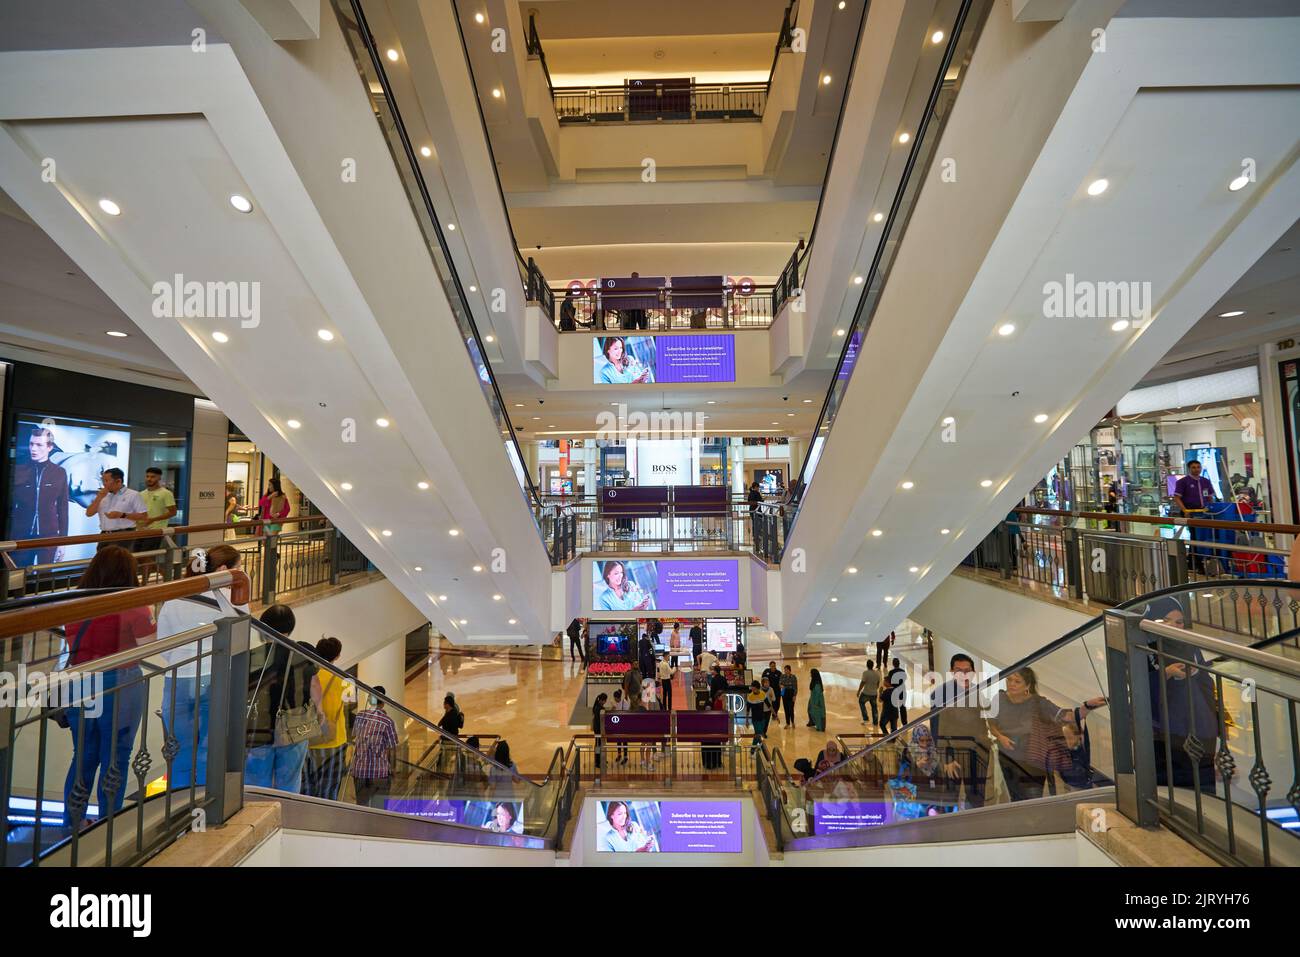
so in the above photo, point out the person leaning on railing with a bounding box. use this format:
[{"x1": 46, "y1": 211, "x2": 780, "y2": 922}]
[
  {"x1": 59, "y1": 545, "x2": 157, "y2": 827},
  {"x1": 156, "y1": 544, "x2": 247, "y2": 790}
]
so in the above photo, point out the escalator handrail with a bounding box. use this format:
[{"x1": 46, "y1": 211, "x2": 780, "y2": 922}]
[{"x1": 804, "y1": 578, "x2": 1300, "y2": 785}]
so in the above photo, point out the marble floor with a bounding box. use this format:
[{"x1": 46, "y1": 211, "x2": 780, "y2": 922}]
[{"x1": 402, "y1": 622, "x2": 937, "y2": 776}]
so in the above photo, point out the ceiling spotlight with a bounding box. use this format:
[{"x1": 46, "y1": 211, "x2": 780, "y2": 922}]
[
  {"x1": 816, "y1": 622, "x2": 822, "y2": 627},
  {"x1": 864, "y1": 621, "x2": 871, "y2": 626},
  {"x1": 1229, "y1": 175, "x2": 1249, "y2": 192},
  {"x1": 980, "y1": 479, "x2": 993, "y2": 487},
  {"x1": 211, "y1": 331, "x2": 229, "y2": 344},
  {"x1": 515, "y1": 403, "x2": 524, "y2": 407},
  {"x1": 836, "y1": 329, "x2": 846, "y2": 336},
  {"x1": 803, "y1": 398, "x2": 813, "y2": 403},
  {"x1": 872, "y1": 213, "x2": 883, "y2": 223},
  {"x1": 340, "y1": 482, "x2": 353, "y2": 491},
  {"x1": 853, "y1": 275, "x2": 864, "y2": 284},
  {"x1": 229, "y1": 194, "x2": 253, "y2": 214},
  {"x1": 847, "y1": 566, "x2": 858, "y2": 574},
  {"x1": 941, "y1": 528, "x2": 950, "y2": 535},
  {"x1": 386, "y1": 48, "x2": 399, "y2": 62},
  {"x1": 822, "y1": 75, "x2": 832, "y2": 86},
  {"x1": 838, "y1": 1, "x2": 846, "y2": 8},
  {"x1": 883, "y1": 596, "x2": 893, "y2": 602},
  {"x1": 420, "y1": 146, "x2": 432, "y2": 158},
  {"x1": 1218, "y1": 310, "x2": 1244, "y2": 318},
  {"x1": 438, "y1": 594, "x2": 448, "y2": 601},
  {"x1": 448, "y1": 529, "x2": 460, "y2": 536},
  {"x1": 286, "y1": 419, "x2": 301, "y2": 429},
  {"x1": 376, "y1": 417, "x2": 390, "y2": 428},
  {"x1": 317, "y1": 329, "x2": 335, "y2": 342},
  {"x1": 897, "y1": 132, "x2": 910, "y2": 144},
  {"x1": 382, "y1": 529, "x2": 393, "y2": 537},
  {"x1": 414, "y1": 566, "x2": 423, "y2": 572},
  {"x1": 459, "y1": 619, "x2": 468, "y2": 625},
  {"x1": 493, "y1": 594, "x2": 502, "y2": 601},
  {"x1": 830, "y1": 597, "x2": 839, "y2": 602},
  {"x1": 106, "y1": 330, "x2": 130, "y2": 338},
  {"x1": 1034, "y1": 413, "x2": 1049, "y2": 424},
  {"x1": 771, "y1": 421, "x2": 779, "y2": 426},
  {"x1": 901, "y1": 481, "x2": 914, "y2": 490},
  {"x1": 871, "y1": 529, "x2": 883, "y2": 537},
  {"x1": 931, "y1": 30, "x2": 945, "y2": 43},
  {"x1": 1111, "y1": 319, "x2": 1130, "y2": 332},
  {"x1": 447, "y1": 223, "x2": 456, "y2": 231},
  {"x1": 475, "y1": 12, "x2": 485, "y2": 23},
  {"x1": 707, "y1": 400, "x2": 716, "y2": 405},
  {"x1": 485, "y1": 335, "x2": 495, "y2": 343},
  {"x1": 492, "y1": 88, "x2": 502, "y2": 98},
  {"x1": 942, "y1": 416, "x2": 955, "y2": 425},
  {"x1": 997, "y1": 322, "x2": 1016, "y2": 336},
  {"x1": 469, "y1": 285, "x2": 478, "y2": 292},
  {"x1": 98, "y1": 198, "x2": 121, "y2": 216},
  {"x1": 1086, "y1": 178, "x2": 1109, "y2": 196},
  {"x1": 909, "y1": 566, "x2": 920, "y2": 573},
  {"x1": 508, "y1": 618, "x2": 518, "y2": 625},
  {"x1": 473, "y1": 565, "x2": 484, "y2": 572},
  {"x1": 787, "y1": 412, "x2": 795, "y2": 417},
  {"x1": 417, "y1": 481, "x2": 430, "y2": 490}
]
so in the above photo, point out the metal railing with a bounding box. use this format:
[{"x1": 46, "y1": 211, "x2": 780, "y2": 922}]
[
  {"x1": 1105, "y1": 606, "x2": 1300, "y2": 866},
  {"x1": 554, "y1": 284, "x2": 778, "y2": 331},
  {"x1": 551, "y1": 81, "x2": 768, "y2": 125},
  {"x1": 1, "y1": 517, "x2": 376, "y2": 607}
]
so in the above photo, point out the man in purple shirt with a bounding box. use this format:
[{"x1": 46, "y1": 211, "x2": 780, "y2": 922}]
[{"x1": 1173, "y1": 460, "x2": 1217, "y2": 572}]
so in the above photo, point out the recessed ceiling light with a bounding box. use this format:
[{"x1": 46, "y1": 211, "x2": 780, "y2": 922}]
[
  {"x1": 871, "y1": 529, "x2": 883, "y2": 537},
  {"x1": 1086, "y1": 178, "x2": 1109, "y2": 196},
  {"x1": 940, "y1": 528, "x2": 950, "y2": 535},
  {"x1": 515, "y1": 403, "x2": 524, "y2": 407},
  {"x1": 909, "y1": 566, "x2": 920, "y2": 573},
  {"x1": 803, "y1": 398, "x2": 813, "y2": 403},
  {"x1": 836, "y1": 329, "x2": 846, "y2": 336},
  {"x1": 997, "y1": 322, "x2": 1016, "y2": 336},
  {"x1": 492, "y1": 88, "x2": 502, "y2": 98},
  {"x1": 508, "y1": 618, "x2": 517, "y2": 625},
  {"x1": 317, "y1": 329, "x2": 335, "y2": 342},
  {"x1": 1229, "y1": 175, "x2": 1249, "y2": 192},
  {"x1": 533, "y1": 416, "x2": 541, "y2": 420},
  {"x1": 853, "y1": 275, "x2": 864, "y2": 284},
  {"x1": 340, "y1": 482, "x2": 353, "y2": 491},
  {"x1": 830, "y1": 597, "x2": 838, "y2": 602},
  {"x1": 897, "y1": 132, "x2": 910, "y2": 144},
  {"x1": 838, "y1": 1, "x2": 845, "y2": 8},
  {"x1": 106, "y1": 330, "x2": 129, "y2": 338},
  {"x1": 98, "y1": 198, "x2": 121, "y2": 216},
  {"x1": 901, "y1": 481, "x2": 914, "y2": 490},
  {"x1": 816, "y1": 622, "x2": 822, "y2": 627},
  {"x1": 1034, "y1": 413, "x2": 1049, "y2": 423},
  {"x1": 485, "y1": 335, "x2": 495, "y2": 343},
  {"x1": 382, "y1": 529, "x2": 393, "y2": 537},
  {"x1": 475, "y1": 12, "x2": 485, "y2": 23},
  {"x1": 473, "y1": 565, "x2": 483, "y2": 572},
  {"x1": 417, "y1": 481, "x2": 430, "y2": 490},
  {"x1": 459, "y1": 619, "x2": 467, "y2": 625},
  {"x1": 942, "y1": 416, "x2": 955, "y2": 425},
  {"x1": 847, "y1": 566, "x2": 858, "y2": 574},
  {"x1": 822, "y1": 75, "x2": 832, "y2": 85},
  {"x1": 1111, "y1": 319, "x2": 1130, "y2": 332},
  {"x1": 469, "y1": 285, "x2": 477, "y2": 292},
  {"x1": 420, "y1": 146, "x2": 432, "y2": 158},
  {"x1": 1218, "y1": 310, "x2": 1244, "y2": 318},
  {"x1": 448, "y1": 529, "x2": 460, "y2": 536},
  {"x1": 376, "y1": 417, "x2": 390, "y2": 428},
  {"x1": 286, "y1": 419, "x2": 301, "y2": 429},
  {"x1": 707, "y1": 400, "x2": 716, "y2": 404},
  {"x1": 864, "y1": 621, "x2": 871, "y2": 626},
  {"x1": 447, "y1": 223, "x2": 456, "y2": 231},
  {"x1": 493, "y1": 594, "x2": 502, "y2": 601},
  {"x1": 931, "y1": 30, "x2": 945, "y2": 43},
  {"x1": 438, "y1": 594, "x2": 448, "y2": 601},
  {"x1": 787, "y1": 412, "x2": 795, "y2": 417},
  {"x1": 980, "y1": 479, "x2": 993, "y2": 487},
  {"x1": 414, "y1": 566, "x2": 423, "y2": 572},
  {"x1": 883, "y1": 596, "x2": 893, "y2": 602},
  {"x1": 872, "y1": 213, "x2": 883, "y2": 223},
  {"x1": 386, "y1": 48, "x2": 399, "y2": 61}
]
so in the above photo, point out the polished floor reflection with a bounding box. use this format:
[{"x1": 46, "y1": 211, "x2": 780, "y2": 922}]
[{"x1": 402, "y1": 624, "x2": 935, "y2": 776}]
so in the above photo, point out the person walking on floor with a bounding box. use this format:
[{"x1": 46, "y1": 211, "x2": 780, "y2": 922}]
[
  {"x1": 886, "y1": 657, "x2": 909, "y2": 725},
  {"x1": 690, "y1": 619, "x2": 704, "y2": 666},
  {"x1": 746, "y1": 681, "x2": 771, "y2": 752},
  {"x1": 806, "y1": 668, "x2": 826, "y2": 732},
  {"x1": 858, "y1": 660, "x2": 881, "y2": 727},
  {"x1": 656, "y1": 654, "x2": 678, "y2": 711},
  {"x1": 612, "y1": 688, "x2": 631, "y2": 764},
  {"x1": 779, "y1": 665, "x2": 798, "y2": 728},
  {"x1": 567, "y1": 618, "x2": 586, "y2": 668}
]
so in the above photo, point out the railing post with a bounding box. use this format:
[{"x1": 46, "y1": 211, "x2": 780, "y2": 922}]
[
  {"x1": 204, "y1": 613, "x2": 251, "y2": 827},
  {"x1": 997, "y1": 522, "x2": 1013, "y2": 579},
  {"x1": 1062, "y1": 526, "x2": 1083, "y2": 599},
  {"x1": 1167, "y1": 538, "x2": 1188, "y2": 587},
  {"x1": 161, "y1": 534, "x2": 179, "y2": 582},
  {"x1": 1104, "y1": 609, "x2": 1159, "y2": 828},
  {"x1": 262, "y1": 532, "x2": 278, "y2": 606},
  {"x1": 328, "y1": 526, "x2": 340, "y2": 586}
]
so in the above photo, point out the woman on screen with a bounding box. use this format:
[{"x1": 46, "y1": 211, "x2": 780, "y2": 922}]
[
  {"x1": 598, "y1": 337, "x2": 652, "y2": 384},
  {"x1": 596, "y1": 560, "x2": 653, "y2": 611},
  {"x1": 599, "y1": 800, "x2": 657, "y2": 852},
  {"x1": 483, "y1": 801, "x2": 524, "y2": 835}
]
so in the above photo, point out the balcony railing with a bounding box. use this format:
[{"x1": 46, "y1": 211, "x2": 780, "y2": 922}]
[
  {"x1": 552, "y1": 81, "x2": 768, "y2": 125},
  {"x1": 554, "y1": 283, "x2": 777, "y2": 331}
]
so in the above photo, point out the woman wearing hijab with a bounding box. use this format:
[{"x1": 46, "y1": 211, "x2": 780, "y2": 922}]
[
  {"x1": 1143, "y1": 595, "x2": 1219, "y2": 793},
  {"x1": 806, "y1": 668, "x2": 826, "y2": 732}
]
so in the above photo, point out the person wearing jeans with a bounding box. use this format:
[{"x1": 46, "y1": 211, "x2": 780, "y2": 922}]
[
  {"x1": 858, "y1": 660, "x2": 881, "y2": 726},
  {"x1": 779, "y1": 666, "x2": 797, "y2": 727},
  {"x1": 244, "y1": 605, "x2": 320, "y2": 794}
]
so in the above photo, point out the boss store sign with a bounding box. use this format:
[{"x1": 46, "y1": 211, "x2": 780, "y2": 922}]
[{"x1": 632, "y1": 438, "x2": 697, "y2": 486}]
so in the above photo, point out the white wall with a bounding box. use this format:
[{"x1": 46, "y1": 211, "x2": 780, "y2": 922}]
[
  {"x1": 275, "y1": 829, "x2": 555, "y2": 867},
  {"x1": 782, "y1": 833, "x2": 1081, "y2": 867},
  {"x1": 285, "y1": 579, "x2": 427, "y2": 671}
]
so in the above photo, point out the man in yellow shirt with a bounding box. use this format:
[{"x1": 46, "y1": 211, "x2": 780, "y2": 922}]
[{"x1": 136, "y1": 467, "x2": 177, "y2": 581}]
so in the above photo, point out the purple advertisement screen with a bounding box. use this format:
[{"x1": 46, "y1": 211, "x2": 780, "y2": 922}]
[
  {"x1": 837, "y1": 330, "x2": 862, "y2": 380},
  {"x1": 658, "y1": 559, "x2": 739, "y2": 610},
  {"x1": 657, "y1": 335, "x2": 735, "y2": 383},
  {"x1": 384, "y1": 798, "x2": 464, "y2": 823},
  {"x1": 813, "y1": 801, "x2": 891, "y2": 833},
  {"x1": 596, "y1": 800, "x2": 743, "y2": 853}
]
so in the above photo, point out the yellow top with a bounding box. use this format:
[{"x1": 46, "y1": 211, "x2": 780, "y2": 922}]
[{"x1": 312, "y1": 671, "x2": 349, "y2": 749}]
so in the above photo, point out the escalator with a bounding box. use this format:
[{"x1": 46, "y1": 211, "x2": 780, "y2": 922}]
[{"x1": 758, "y1": 580, "x2": 1300, "y2": 866}]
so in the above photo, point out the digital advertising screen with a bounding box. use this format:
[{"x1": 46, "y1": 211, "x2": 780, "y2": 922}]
[
  {"x1": 595, "y1": 799, "x2": 743, "y2": 853},
  {"x1": 705, "y1": 618, "x2": 738, "y2": 653},
  {"x1": 592, "y1": 625, "x2": 631, "y2": 657},
  {"x1": 592, "y1": 558, "x2": 740, "y2": 613},
  {"x1": 593, "y1": 335, "x2": 735, "y2": 385},
  {"x1": 382, "y1": 798, "x2": 524, "y2": 834},
  {"x1": 9, "y1": 415, "x2": 133, "y2": 562},
  {"x1": 813, "y1": 801, "x2": 892, "y2": 834}
]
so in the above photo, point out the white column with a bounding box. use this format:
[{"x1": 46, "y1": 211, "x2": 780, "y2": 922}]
[
  {"x1": 729, "y1": 439, "x2": 746, "y2": 494},
  {"x1": 357, "y1": 628, "x2": 413, "y2": 708}
]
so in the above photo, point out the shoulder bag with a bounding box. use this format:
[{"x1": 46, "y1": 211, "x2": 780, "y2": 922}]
[{"x1": 273, "y1": 657, "x2": 322, "y2": 746}]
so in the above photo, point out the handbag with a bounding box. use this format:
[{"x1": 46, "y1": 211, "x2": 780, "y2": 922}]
[
  {"x1": 273, "y1": 655, "x2": 322, "y2": 746},
  {"x1": 43, "y1": 621, "x2": 91, "y2": 729}
]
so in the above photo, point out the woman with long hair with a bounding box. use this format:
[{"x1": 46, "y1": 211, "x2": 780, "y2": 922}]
[
  {"x1": 597, "y1": 336, "x2": 652, "y2": 384},
  {"x1": 595, "y1": 560, "x2": 652, "y2": 611},
  {"x1": 599, "y1": 800, "x2": 656, "y2": 852},
  {"x1": 60, "y1": 546, "x2": 156, "y2": 826},
  {"x1": 156, "y1": 543, "x2": 247, "y2": 789},
  {"x1": 258, "y1": 477, "x2": 291, "y2": 535}
]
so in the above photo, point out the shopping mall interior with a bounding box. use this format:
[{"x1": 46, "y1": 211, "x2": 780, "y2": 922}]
[{"x1": 1, "y1": 0, "x2": 1299, "y2": 895}]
